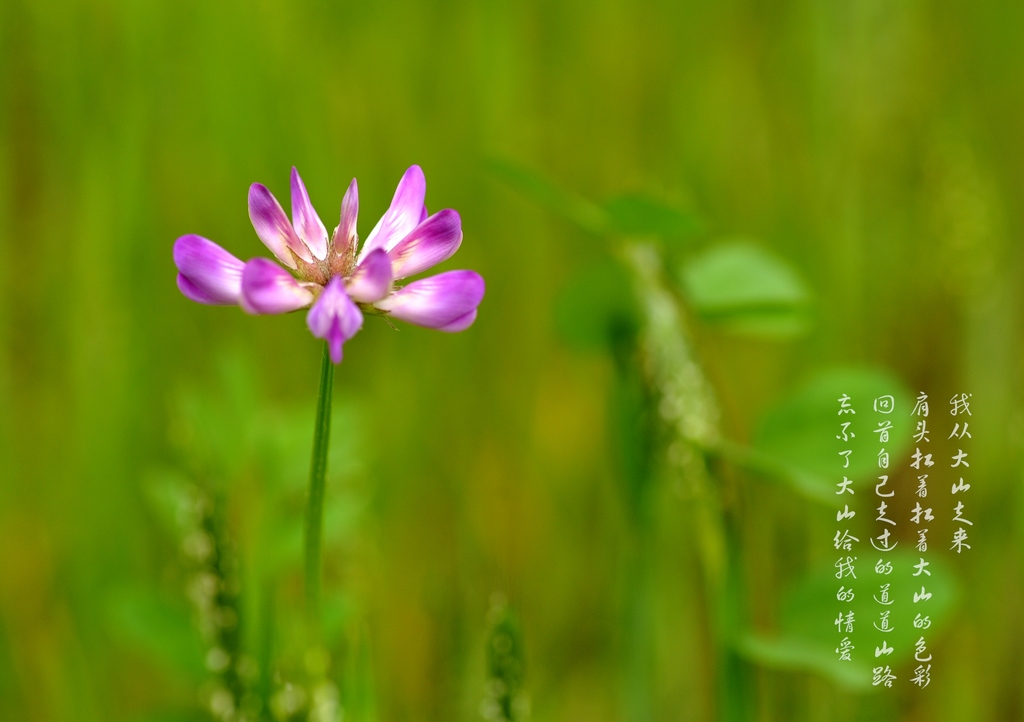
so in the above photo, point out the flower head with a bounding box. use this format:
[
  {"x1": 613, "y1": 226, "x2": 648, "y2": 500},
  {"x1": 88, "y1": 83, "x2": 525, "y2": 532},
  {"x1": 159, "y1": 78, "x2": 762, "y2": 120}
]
[{"x1": 174, "y1": 166, "x2": 485, "y2": 362}]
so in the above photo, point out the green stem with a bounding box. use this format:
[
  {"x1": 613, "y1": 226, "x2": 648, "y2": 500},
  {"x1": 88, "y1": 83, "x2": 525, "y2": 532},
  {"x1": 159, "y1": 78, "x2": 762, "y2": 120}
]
[{"x1": 305, "y1": 343, "x2": 335, "y2": 644}]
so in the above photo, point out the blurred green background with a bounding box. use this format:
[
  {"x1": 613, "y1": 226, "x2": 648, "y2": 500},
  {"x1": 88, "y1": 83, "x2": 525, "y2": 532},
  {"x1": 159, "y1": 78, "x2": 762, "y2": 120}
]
[{"x1": 2, "y1": 1, "x2": 1023, "y2": 720}]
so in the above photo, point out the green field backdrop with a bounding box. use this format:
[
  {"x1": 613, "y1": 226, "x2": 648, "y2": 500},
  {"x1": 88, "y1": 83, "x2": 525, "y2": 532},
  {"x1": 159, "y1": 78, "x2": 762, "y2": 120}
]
[{"x1": 2, "y1": 2, "x2": 1023, "y2": 721}]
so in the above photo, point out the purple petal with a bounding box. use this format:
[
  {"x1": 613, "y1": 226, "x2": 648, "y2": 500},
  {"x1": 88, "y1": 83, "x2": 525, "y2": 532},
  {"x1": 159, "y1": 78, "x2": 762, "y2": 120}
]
[
  {"x1": 291, "y1": 167, "x2": 329, "y2": 261},
  {"x1": 437, "y1": 309, "x2": 477, "y2": 332},
  {"x1": 173, "y1": 234, "x2": 245, "y2": 305},
  {"x1": 346, "y1": 248, "x2": 393, "y2": 303},
  {"x1": 375, "y1": 270, "x2": 484, "y2": 330},
  {"x1": 386, "y1": 209, "x2": 463, "y2": 279},
  {"x1": 248, "y1": 183, "x2": 309, "y2": 267},
  {"x1": 331, "y1": 178, "x2": 359, "y2": 256},
  {"x1": 307, "y1": 276, "x2": 364, "y2": 363},
  {"x1": 177, "y1": 273, "x2": 222, "y2": 305},
  {"x1": 358, "y1": 165, "x2": 427, "y2": 261},
  {"x1": 240, "y1": 258, "x2": 314, "y2": 315}
]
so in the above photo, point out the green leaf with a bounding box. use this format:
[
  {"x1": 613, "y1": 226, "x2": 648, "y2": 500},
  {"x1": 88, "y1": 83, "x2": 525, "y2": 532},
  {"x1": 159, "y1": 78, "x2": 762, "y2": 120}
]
[
  {"x1": 603, "y1": 193, "x2": 702, "y2": 239},
  {"x1": 553, "y1": 258, "x2": 639, "y2": 352},
  {"x1": 679, "y1": 241, "x2": 814, "y2": 338},
  {"x1": 487, "y1": 158, "x2": 609, "y2": 234},
  {"x1": 736, "y1": 551, "x2": 958, "y2": 690},
  {"x1": 749, "y1": 369, "x2": 914, "y2": 502}
]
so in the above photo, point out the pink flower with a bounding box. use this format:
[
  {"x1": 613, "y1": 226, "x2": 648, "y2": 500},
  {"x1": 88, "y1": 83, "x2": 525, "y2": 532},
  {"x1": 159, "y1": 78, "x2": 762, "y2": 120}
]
[{"x1": 174, "y1": 166, "x2": 485, "y2": 362}]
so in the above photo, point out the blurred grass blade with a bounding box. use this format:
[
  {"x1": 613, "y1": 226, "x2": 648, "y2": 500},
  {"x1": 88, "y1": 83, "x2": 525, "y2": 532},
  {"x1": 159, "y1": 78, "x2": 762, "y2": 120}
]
[
  {"x1": 487, "y1": 158, "x2": 610, "y2": 235},
  {"x1": 483, "y1": 595, "x2": 526, "y2": 722},
  {"x1": 342, "y1": 622, "x2": 379, "y2": 722}
]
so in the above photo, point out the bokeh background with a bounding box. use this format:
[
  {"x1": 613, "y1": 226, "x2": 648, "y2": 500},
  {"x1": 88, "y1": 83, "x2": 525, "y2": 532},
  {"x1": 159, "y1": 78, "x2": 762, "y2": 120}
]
[{"x1": 2, "y1": 1, "x2": 1023, "y2": 721}]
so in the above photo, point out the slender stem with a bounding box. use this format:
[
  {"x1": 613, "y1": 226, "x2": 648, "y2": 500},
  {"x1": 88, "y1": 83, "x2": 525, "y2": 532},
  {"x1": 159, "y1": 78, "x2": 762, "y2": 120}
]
[{"x1": 305, "y1": 343, "x2": 335, "y2": 644}]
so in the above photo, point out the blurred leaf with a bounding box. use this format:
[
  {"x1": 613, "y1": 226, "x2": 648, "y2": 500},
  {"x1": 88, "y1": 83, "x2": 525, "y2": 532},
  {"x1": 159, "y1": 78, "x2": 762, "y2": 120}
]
[
  {"x1": 259, "y1": 402, "x2": 364, "y2": 496},
  {"x1": 553, "y1": 258, "x2": 639, "y2": 352},
  {"x1": 143, "y1": 469, "x2": 199, "y2": 539},
  {"x1": 326, "y1": 401, "x2": 364, "y2": 479},
  {"x1": 736, "y1": 551, "x2": 958, "y2": 690},
  {"x1": 106, "y1": 586, "x2": 207, "y2": 682},
  {"x1": 748, "y1": 369, "x2": 914, "y2": 502},
  {"x1": 603, "y1": 193, "x2": 702, "y2": 240},
  {"x1": 263, "y1": 493, "x2": 364, "y2": 574},
  {"x1": 679, "y1": 241, "x2": 814, "y2": 338},
  {"x1": 487, "y1": 158, "x2": 610, "y2": 234},
  {"x1": 171, "y1": 353, "x2": 261, "y2": 485}
]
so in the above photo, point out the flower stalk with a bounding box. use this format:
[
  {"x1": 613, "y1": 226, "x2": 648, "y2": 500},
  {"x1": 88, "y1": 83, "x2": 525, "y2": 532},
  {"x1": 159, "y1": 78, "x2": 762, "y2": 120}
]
[{"x1": 305, "y1": 342, "x2": 335, "y2": 644}]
